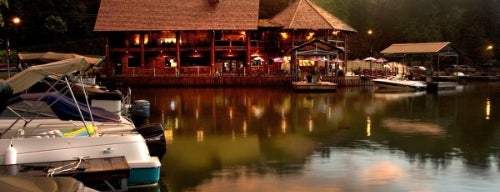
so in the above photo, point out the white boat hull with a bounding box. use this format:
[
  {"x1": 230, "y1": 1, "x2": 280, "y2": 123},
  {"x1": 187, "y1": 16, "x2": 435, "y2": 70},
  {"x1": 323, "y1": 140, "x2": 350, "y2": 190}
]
[
  {"x1": 0, "y1": 119, "x2": 161, "y2": 186},
  {"x1": 372, "y1": 78, "x2": 426, "y2": 91}
]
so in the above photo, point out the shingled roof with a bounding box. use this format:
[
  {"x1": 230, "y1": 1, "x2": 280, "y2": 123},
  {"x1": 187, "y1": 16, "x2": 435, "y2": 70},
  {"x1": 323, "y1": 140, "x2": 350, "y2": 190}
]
[
  {"x1": 270, "y1": 0, "x2": 357, "y2": 32},
  {"x1": 381, "y1": 42, "x2": 454, "y2": 54},
  {"x1": 94, "y1": 0, "x2": 259, "y2": 31}
]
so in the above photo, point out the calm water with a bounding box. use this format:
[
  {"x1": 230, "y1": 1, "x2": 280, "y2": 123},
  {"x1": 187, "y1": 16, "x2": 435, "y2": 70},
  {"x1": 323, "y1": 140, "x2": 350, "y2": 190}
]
[{"x1": 131, "y1": 82, "x2": 500, "y2": 192}]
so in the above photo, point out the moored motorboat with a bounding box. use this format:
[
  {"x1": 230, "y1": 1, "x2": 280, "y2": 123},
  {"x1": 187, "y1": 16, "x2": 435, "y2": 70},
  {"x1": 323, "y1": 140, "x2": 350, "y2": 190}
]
[
  {"x1": 19, "y1": 52, "x2": 167, "y2": 159},
  {"x1": 372, "y1": 75, "x2": 426, "y2": 91},
  {"x1": 0, "y1": 58, "x2": 164, "y2": 187}
]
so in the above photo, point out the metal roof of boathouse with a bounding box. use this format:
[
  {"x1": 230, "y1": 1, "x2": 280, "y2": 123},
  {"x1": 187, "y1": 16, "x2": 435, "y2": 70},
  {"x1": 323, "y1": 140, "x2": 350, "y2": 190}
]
[{"x1": 380, "y1": 42, "x2": 458, "y2": 55}]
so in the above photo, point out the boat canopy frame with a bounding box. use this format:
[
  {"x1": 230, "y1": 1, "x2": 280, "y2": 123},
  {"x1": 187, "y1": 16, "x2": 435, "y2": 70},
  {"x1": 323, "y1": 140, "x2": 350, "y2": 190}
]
[{"x1": 0, "y1": 58, "x2": 98, "y2": 138}]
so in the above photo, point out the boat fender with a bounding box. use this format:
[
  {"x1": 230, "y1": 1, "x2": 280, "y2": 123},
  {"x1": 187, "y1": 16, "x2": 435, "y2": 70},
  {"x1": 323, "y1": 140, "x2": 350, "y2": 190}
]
[{"x1": 5, "y1": 143, "x2": 17, "y2": 165}]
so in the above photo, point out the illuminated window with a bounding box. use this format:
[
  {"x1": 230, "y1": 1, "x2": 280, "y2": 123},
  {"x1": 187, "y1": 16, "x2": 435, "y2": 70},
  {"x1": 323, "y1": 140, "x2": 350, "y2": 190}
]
[
  {"x1": 131, "y1": 33, "x2": 149, "y2": 45},
  {"x1": 280, "y1": 32, "x2": 289, "y2": 40},
  {"x1": 222, "y1": 30, "x2": 246, "y2": 41},
  {"x1": 159, "y1": 31, "x2": 176, "y2": 45},
  {"x1": 132, "y1": 34, "x2": 140, "y2": 45}
]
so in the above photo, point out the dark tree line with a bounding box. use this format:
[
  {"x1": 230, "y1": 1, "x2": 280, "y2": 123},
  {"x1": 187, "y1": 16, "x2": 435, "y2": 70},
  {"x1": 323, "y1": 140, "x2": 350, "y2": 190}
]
[
  {"x1": 1, "y1": 0, "x2": 498, "y2": 66},
  {"x1": 0, "y1": 0, "x2": 101, "y2": 55},
  {"x1": 312, "y1": 0, "x2": 500, "y2": 66}
]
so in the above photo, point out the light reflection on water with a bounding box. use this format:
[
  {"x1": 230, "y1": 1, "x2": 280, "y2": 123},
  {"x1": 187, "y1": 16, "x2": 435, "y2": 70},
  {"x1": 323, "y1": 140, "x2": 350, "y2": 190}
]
[{"x1": 131, "y1": 82, "x2": 500, "y2": 192}]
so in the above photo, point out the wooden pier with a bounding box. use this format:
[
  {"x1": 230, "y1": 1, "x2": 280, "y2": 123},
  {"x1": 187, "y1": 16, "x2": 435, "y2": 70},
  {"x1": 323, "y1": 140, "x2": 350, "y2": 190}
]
[{"x1": 0, "y1": 156, "x2": 130, "y2": 192}]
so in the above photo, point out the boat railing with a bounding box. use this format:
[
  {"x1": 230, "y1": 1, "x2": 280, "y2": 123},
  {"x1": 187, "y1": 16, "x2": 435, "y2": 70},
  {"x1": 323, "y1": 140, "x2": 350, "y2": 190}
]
[
  {"x1": 28, "y1": 124, "x2": 95, "y2": 138},
  {"x1": 35, "y1": 122, "x2": 80, "y2": 128}
]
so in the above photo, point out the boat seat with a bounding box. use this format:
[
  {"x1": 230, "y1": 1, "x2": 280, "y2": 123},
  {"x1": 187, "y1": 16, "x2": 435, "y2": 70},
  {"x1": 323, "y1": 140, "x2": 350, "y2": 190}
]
[{"x1": 29, "y1": 125, "x2": 95, "y2": 138}]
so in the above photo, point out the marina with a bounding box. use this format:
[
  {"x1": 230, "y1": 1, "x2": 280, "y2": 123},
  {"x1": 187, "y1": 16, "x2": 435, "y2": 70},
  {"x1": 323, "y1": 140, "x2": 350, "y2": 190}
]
[{"x1": 0, "y1": 0, "x2": 498, "y2": 191}]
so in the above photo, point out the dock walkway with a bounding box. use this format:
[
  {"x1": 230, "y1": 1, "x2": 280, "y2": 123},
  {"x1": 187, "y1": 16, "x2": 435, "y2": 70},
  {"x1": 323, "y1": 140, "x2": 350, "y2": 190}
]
[{"x1": 0, "y1": 156, "x2": 130, "y2": 192}]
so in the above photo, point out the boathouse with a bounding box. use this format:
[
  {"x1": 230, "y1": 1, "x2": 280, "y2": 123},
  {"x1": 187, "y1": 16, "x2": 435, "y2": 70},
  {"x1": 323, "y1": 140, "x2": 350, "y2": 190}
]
[
  {"x1": 94, "y1": 0, "x2": 357, "y2": 80},
  {"x1": 381, "y1": 42, "x2": 461, "y2": 71}
]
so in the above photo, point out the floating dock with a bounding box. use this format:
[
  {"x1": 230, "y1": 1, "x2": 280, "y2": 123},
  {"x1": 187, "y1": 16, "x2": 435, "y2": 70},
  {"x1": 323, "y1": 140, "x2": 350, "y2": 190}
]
[
  {"x1": 291, "y1": 81, "x2": 338, "y2": 92},
  {"x1": 426, "y1": 82, "x2": 458, "y2": 93}
]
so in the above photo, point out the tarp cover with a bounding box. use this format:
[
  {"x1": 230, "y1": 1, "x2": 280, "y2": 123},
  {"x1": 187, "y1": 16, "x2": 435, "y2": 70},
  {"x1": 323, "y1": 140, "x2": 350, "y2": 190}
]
[
  {"x1": 13, "y1": 91, "x2": 120, "y2": 122},
  {"x1": 5, "y1": 58, "x2": 89, "y2": 94},
  {"x1": 18, "y1": 51, "x2": 104, "y2": 66}
]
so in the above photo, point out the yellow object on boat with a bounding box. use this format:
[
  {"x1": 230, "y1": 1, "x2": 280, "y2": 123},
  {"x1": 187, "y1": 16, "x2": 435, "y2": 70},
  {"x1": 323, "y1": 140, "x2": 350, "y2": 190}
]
[{"x1": 63, "y1": 125, "x2": 95, "y2": 137}]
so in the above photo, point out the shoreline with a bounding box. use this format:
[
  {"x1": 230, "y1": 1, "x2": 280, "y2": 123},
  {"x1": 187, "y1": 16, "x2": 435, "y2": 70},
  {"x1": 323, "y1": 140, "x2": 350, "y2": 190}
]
[{"x1": 2, "y1": 71, "x2": 498, "y2": 88}]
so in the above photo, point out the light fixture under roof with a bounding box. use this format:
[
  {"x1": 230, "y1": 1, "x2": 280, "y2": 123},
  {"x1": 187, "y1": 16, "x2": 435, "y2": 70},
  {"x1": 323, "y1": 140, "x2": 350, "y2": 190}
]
[
  {"x1": 189, "y1": 50, "x2": 203, "y2": 58},
  {"x1": 250, "y1": 50, "x2": 261, "y2": 57},
  {"x1": 223, "y1": 50, "x2": 237, "y2": 58}
]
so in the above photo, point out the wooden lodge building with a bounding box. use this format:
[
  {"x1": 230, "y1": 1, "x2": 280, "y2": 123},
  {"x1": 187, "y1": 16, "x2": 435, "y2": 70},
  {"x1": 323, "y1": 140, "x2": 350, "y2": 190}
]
[{"x1": 94, "y1": 0, "x2": 358, "y2": 85}]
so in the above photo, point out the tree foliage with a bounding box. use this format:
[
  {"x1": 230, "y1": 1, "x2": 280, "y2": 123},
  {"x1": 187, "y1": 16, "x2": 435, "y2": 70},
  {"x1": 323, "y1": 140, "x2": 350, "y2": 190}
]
[
  {"x1": 0, "y1": 0, "x2": 7, "y2": 27},
  {"x1": 259, "y1": 0, "x2": 289, "y2": 18},
  {"x1": 313, "y1": 0, "x2": 500, "y2": 64},
  {"x1": 0, "y1": 0, "x2": 100, "y2": 53},
  {"x1": 44, "y1": 15, "x2": 67, "y2": 34}
]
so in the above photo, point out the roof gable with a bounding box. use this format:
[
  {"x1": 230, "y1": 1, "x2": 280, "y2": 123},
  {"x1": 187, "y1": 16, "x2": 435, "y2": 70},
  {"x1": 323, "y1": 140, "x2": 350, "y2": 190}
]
[
  {"x1": 289, "y1": 39, "x2": 344, "y2": 55},
  {"x1": 270, "y1": 0, "x2": 357, "y2": 32},
  {"x1": 94, "y1": 0, "x2": 259, "y2": 31}
]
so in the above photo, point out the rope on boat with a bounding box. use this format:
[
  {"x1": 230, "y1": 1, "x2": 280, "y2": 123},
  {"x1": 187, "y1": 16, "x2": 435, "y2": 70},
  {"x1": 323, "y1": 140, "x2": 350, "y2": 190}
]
[{"x1": 46, "y1": 156, "x2": 88, "y2": 177}]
